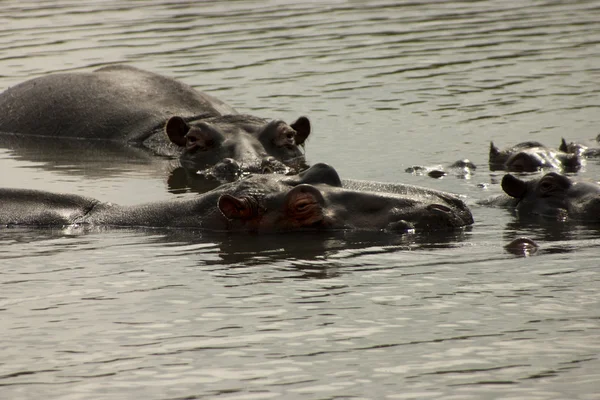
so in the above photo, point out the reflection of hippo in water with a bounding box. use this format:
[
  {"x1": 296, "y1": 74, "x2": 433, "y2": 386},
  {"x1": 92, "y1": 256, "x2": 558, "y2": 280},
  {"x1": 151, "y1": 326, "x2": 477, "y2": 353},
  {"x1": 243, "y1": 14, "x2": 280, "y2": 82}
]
[
  {"x1": 0, "y1": 164, "x2": 473, "y2": 233},
  {"x1": 485, "y1": 172, "x2": 600, "y2": 222},
  {"x1": 489, "y1": 141, "x2": 581, "y2": 172},
  {"x1": 0, "y1": 65, "x2": 311, "y2": 179}
]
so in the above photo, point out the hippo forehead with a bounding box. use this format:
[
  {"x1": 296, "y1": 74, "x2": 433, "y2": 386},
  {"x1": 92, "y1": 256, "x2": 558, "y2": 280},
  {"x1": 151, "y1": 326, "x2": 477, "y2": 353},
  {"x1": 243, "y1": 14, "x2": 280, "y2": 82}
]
[
  {"x1": 190, "y1": 114, "x2": 268, "y2": 135},
  {"x1": 222, "y1": 174, "x2": 290, "y2": 198}
]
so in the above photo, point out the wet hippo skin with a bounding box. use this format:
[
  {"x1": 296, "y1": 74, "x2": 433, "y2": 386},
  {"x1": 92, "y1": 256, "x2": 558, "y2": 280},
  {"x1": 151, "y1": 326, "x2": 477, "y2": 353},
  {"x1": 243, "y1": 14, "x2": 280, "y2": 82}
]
[
  {"x1": 0, "y1": 65, "x2": 311, "y2": 179},
  {"x1": 0, "y1": 164, "x2": 473, "y2": 233}
]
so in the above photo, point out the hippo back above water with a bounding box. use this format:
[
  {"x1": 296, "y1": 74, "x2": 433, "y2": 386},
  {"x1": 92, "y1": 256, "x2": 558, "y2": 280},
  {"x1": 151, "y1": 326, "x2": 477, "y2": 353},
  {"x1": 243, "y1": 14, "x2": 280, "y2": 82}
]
[
  {"x1": 0, "y1": 65, "x2": 311, "y2": 178},
  {"x1": 0, "y1": 65, "x2": 236, "y2": 141}
]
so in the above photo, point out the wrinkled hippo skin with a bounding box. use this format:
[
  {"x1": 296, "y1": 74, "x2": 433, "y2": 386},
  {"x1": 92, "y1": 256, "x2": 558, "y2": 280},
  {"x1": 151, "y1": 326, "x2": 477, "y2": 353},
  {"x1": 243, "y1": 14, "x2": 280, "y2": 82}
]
[
  {"x1": 485, "y1": 172, "x2": 600, "y2": 221},
  {"x1": 489, "y1": 141, "x2": 580, "y2": 172},
  {"x1": 0, "y1": 164, "x2": 473, "y2": 233},
  {"x1": 0, "y1": 65, "x2": 310, "y2": 178}
]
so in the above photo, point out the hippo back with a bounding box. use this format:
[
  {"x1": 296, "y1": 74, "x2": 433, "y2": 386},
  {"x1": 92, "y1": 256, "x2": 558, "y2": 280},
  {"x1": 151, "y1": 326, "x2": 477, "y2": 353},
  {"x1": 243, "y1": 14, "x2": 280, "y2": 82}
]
[{"x1": 0, "y1": 65, "x2": 238, "y2": 142}]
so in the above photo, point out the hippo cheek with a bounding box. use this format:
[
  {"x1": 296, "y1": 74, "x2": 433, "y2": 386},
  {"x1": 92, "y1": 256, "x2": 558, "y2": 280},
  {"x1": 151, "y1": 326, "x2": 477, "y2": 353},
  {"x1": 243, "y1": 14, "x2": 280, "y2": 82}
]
[{"x1": 575, "y1": 195, "x2": 600, "y2": 220}]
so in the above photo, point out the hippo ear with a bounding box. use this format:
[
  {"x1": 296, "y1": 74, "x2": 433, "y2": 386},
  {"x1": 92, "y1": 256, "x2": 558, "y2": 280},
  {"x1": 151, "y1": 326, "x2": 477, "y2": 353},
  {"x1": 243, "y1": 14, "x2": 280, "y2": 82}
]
[
  {"x1": 285, "y1": 184, "x2": 325, "y2": 225},
  {"x1": 501, "y1": 174, "x2": 527, "y2": 199},
  {"x1": 290, "y1": 116, "x2": 311, "y2": 146},
  {"x1": 489, "y1": 142, "x2": 500, "y2": 158},
  {"x1": 165, "y1": 116, "x2": 190, "y2": 147},
  {"x1": 559, "y1": 138, "x2": 568, "y2": 153},
  {"x1": 218, "y1": 195, "x2": 257, "y2": 220}
]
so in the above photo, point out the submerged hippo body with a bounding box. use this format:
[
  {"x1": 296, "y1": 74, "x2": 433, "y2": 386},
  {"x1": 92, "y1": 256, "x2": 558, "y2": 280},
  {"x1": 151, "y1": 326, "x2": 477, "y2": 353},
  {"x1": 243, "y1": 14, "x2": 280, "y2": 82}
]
[
  {"x1": 489, "y1": 141, "x2": 580, "y2": 173},
  {"x1": 0, "y1": 65, "x2": 310, "y2": 177},
  {"x1": 486, "y1": 172, "x2": 600, "y2": 222},
  {"x1": 0, "y1": 164, "x2": 473, "y2": 233}
]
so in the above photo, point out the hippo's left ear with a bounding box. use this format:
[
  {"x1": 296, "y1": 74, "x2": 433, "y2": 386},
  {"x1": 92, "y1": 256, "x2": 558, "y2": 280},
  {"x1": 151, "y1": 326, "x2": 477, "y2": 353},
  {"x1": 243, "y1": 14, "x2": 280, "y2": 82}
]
[
  {"x1": 165, "y1": 116, "x2": 190, "y2": 147},
  {"x1": 290, "y1": 116, "x2": 311, "y2": 145},
  {"x1": 218, "y1": 195, "x2": 258, "y2": 220},
  {"x1": 501, "y1": 174, "x2": 527, "y2": 199}
]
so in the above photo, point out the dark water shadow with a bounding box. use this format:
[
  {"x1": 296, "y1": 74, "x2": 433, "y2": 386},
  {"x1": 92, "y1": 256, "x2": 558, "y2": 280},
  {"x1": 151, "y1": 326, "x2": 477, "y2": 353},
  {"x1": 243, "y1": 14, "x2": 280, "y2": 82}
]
[
  {"x1": 0, "y1": 226, "x2": 473, "y2": 279},
  {"x1": 501, "y1": 212, "x2": 600, "y2": 255},
  {"x1": 0, "y1": 133, "x2": 169, "y2": 178},
  {"x1": 153, "y1": 227, "x2": 474, "y2": 278}
]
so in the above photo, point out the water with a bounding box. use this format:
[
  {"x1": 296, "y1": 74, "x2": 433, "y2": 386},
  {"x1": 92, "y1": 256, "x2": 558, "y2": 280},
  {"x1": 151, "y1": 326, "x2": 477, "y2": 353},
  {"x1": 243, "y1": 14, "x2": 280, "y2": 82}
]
[{"x1": 1, "y1": 1, "x2": 600, "y2": 399}]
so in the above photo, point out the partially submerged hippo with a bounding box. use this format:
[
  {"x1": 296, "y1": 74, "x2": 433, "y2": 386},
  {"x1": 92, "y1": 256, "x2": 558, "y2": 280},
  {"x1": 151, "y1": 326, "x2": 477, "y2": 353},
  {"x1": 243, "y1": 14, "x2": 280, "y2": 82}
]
[
  {"x1": 0, "y1": 164, "x2": 473, "y2": 233},
  {"x1": 0, "y1": 65, "x2": 311, "y2": 179},
  {"x1": 489, "y1": 141, "x2": 581, "y2": 172},
  {"x1": 559, "y1": 137, "x2": 600, "y2": 158},
  {"x1": 485, "y1": 172, "x2": 600, "y2": 222},
  {"x1": 405, "y1": 159, "x2": 477, "y2": 179}
]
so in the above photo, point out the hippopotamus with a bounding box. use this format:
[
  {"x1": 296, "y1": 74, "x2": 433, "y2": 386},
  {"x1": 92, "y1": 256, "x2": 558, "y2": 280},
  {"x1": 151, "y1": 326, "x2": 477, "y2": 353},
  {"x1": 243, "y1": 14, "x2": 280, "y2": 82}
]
[
  {"x1": 504, "y1": 237, "x2": 539, "y2": 257},
  {"x1": 0, "y1": 65, "x2": 311, "y2": 179},
  {"x1": 485, "y1": 172, "x2": 600, "y2": 221},
  {"x1": 559, "y1": 137, "x2": 600, "y2": 158},
  {"x1": 405, "y1": 159, "x2": 476, "y2": 179},
  {"x1": 0, "y1": 164, "x2": 473, "y2": 233},
  {"x1": 489, "y1": 141, "x2": 581, "y2": 172}
]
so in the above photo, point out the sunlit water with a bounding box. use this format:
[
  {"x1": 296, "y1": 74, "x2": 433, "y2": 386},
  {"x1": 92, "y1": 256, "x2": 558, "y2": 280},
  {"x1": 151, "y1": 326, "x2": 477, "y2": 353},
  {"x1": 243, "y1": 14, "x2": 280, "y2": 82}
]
[{"x1": 1, "y1": 1, "x2": 600, "y2": 399}]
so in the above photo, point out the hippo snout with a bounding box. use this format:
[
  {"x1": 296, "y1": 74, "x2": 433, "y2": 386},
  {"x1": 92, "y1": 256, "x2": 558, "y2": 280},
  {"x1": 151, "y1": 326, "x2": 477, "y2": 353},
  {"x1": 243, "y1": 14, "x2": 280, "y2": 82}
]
[
  {"x1": 260, "y1": 156, "x2": 290, "y2": 174},
  {"x1": 197, "y1": 158, "x2": 243, "y2": 181}
]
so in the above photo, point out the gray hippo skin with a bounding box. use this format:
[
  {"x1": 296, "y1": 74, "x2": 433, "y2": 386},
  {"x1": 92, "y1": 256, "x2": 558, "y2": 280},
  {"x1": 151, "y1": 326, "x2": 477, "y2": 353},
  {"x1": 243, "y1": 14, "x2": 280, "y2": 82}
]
[
  {"x1": 0, "y1": 65, "x2": 311, "y2": 177},
  {"x1": 0, "y1": 164, "x2": 473, "y2": 233},
  {"x1": 487, "y1": 172, "x2": 600, "y2": 221},
  {"x1": 489, "y1": 141, "x2": 580, "y2": 172}
]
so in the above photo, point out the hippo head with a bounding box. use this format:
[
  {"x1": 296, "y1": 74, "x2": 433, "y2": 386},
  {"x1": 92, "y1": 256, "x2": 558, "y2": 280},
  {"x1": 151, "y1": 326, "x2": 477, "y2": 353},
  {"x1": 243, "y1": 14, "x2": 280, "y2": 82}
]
[
  {"x1": 165, "y1": 114, "x2": 311, "y2": 180},
  {"x1": 559, "y1": 137, "x2": 588, "y2": 156},
  {"x1": 490, "y1": 141, "x2": 581, "y2": 172},
  {"x1": 214, "y1": 163, "x2": 473, "y2": 233},
  {"x1": 501, "y1": 172, "x2": 600, "y2": 221}
]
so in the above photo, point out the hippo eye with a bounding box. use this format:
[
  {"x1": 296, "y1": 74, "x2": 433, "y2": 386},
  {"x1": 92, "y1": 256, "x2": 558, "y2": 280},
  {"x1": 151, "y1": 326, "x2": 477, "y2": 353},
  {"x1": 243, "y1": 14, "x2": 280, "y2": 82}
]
[{"x1": 540, "y1": 180, "x2": 555, "y2": 194}]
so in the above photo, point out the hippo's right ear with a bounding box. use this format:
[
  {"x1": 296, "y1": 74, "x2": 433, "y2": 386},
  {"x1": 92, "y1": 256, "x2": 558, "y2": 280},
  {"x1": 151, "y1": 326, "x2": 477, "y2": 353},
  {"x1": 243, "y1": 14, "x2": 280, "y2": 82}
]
[
  {"x1": 501, "y1": 174, "x2": 527, "y2": 199},
  {"x1": 284, "y1": 184, "x2": 325, "y2": 226},
  {"x1": 165, "y1": 116, "x2": 190, "y2": 147},
  {"x1": 290, "y1": 116, "x2": 311, "y2": 146},
  {"x1": 559, "y1": 138, "x2": 569, "y2": 153}
]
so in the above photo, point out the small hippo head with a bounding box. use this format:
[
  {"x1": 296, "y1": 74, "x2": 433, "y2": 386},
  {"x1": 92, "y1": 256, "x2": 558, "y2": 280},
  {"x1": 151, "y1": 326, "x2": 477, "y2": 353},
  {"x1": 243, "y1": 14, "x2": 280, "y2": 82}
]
[
  {"x1": 501, "y1": 172, "x2": 600, "y2": 221},
  {"x1": 214, "y1": 163, "x2": 473, "y2": 233},
  {"x1": 490, "y1": 141, "x2": 582, "y2": 173},
  {"x1": 559, "y1": 137, "x2": 588, "y2": 156},
  {"x1": 165, "y1": 114, "x2": 311, "y2": 180}
]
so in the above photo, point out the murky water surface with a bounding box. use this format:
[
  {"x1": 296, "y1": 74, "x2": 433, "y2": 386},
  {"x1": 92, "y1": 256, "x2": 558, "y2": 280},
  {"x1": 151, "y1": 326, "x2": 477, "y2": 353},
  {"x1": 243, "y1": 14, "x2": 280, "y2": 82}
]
[{"x1": 1, "y1": 1, "x2": 600, "y2": 399}]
